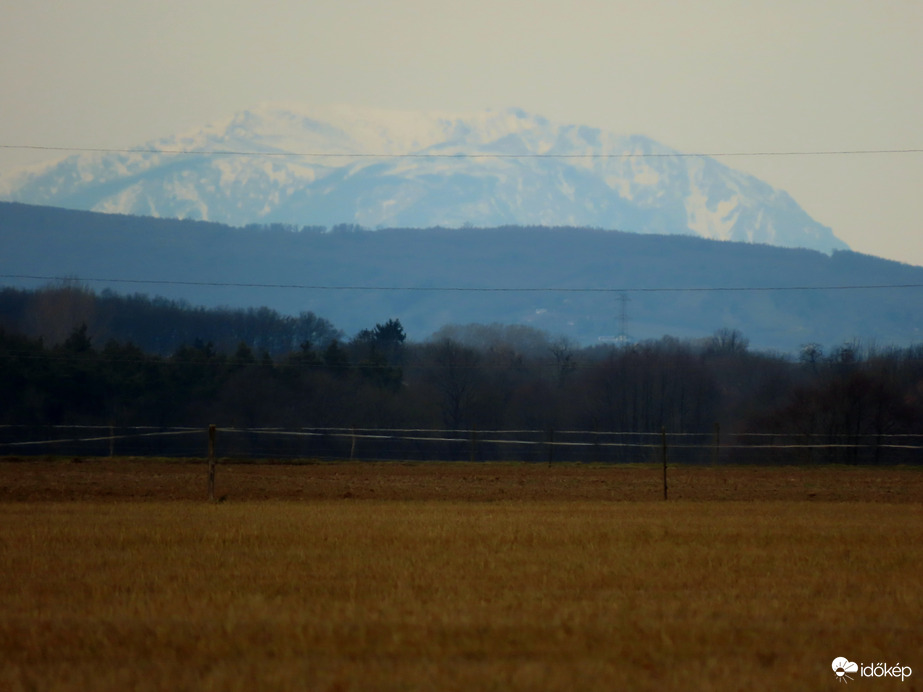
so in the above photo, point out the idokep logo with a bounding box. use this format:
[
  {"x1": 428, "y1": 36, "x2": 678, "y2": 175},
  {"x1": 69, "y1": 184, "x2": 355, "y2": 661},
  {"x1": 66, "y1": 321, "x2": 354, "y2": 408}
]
[
  {"x1": 832, "y1": 658, "x2": 859, "y2": 683},
  {"x1": 832, "y1": 657, "x2": 913, "y2": 683}
]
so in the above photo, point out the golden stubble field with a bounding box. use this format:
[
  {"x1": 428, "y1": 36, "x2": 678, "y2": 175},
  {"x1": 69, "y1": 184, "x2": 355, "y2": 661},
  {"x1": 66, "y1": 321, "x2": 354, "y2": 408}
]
[{"x1": 0, "y1": 460, "x2": 921, "y2": 691}]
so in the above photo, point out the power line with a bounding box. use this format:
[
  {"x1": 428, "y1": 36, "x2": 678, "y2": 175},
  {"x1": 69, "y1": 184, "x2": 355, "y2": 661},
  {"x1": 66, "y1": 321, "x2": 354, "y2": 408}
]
[
  {"x1": 3, "y1": 273, "x2": 922, "y2": 294},
  {"x1": 2, "y1": 143, "x2": 922, "y2": 159}
]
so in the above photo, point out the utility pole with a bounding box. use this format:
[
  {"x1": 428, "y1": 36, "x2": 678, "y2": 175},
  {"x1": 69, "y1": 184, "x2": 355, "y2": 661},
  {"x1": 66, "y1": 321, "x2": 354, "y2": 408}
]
[
  {"x1": 661, "y1": 427, "x2": 668, "y2": 501},
  {"x1": 207, "y1": 425, "x2": 217, "y2": 502},
  {"x1": 617, "y1": 293, "x2": 631, "y2": 345}
]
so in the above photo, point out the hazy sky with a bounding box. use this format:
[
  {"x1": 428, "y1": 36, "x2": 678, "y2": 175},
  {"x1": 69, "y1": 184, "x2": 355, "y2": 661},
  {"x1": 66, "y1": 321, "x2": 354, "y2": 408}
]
[{"x1": 2, "y1": 1, "x2": 921, "y2": 265}]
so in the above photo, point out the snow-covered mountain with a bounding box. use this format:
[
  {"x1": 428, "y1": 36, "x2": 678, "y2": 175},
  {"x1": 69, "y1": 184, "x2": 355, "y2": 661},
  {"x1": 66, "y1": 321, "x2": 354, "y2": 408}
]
[{"x1": 0, "y1": 104, "x2": 847, "y2": 253}]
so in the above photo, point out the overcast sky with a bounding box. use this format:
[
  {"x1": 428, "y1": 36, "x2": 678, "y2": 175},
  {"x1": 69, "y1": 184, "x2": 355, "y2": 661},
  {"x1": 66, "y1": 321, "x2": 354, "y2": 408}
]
[{"x1": 2, "y1": 1, "x2": 921, "y2": 265}]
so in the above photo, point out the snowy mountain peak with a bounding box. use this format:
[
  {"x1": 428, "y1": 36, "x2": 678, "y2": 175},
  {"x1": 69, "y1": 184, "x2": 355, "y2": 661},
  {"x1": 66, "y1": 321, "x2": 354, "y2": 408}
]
[{"x1": 0, "y1": 104, "x2": 847, "y2": 253}]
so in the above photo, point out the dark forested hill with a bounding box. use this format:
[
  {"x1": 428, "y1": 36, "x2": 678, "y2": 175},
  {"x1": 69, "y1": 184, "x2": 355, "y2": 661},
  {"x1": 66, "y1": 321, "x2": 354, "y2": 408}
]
[{"x1": 2, "y1": 201, "x2": 921, "y2": 351}]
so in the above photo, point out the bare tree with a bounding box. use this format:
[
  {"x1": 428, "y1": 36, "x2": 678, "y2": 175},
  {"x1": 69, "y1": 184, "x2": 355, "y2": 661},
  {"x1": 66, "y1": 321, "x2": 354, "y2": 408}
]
[{"x1": 421, "y1": 338, "x2": 482, "y2": 430}]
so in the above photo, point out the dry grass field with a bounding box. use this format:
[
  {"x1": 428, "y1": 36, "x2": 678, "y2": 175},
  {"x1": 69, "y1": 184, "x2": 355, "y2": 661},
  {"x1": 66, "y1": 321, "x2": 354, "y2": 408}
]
[{"x1": 0, "y1": 460, "x2": 921, "y2": 691}]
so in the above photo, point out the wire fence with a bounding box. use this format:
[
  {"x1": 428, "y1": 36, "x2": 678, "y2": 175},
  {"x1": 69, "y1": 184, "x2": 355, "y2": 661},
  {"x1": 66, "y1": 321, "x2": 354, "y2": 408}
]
[{"x1": 1, "y1": 424, "x2": 921, "y2": 465}]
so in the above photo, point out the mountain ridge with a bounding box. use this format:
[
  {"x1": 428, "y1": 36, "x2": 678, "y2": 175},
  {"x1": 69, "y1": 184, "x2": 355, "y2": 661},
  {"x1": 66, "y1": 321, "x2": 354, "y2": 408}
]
[{"x1": 0, "y1": 104, "x2": 846, "y2": 253}]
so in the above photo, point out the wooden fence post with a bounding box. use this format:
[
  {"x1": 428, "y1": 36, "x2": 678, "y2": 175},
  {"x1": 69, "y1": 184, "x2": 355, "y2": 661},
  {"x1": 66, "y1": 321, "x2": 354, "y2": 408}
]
[
  {"x1": 661, "y1": 426, "x2": 668, "y2": 501},
  {"x1": 547, "y1": 428, "x2": 554, "y2": 466},
  {"x1": 470, "y1": 426, "x2": 477, "y2": 463},
  {"x1": 712, "y1": 422, "x2": 720, "y2": 466},
  {"x1": 207, "y1": 424, "x2": 217, "y2": 502}
]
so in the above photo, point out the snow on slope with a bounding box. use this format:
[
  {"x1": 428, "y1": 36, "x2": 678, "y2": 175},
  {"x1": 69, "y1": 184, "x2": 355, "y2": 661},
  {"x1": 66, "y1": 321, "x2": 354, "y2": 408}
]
[{"x1": 0, "y1": 104, "x2": 848, "y2": 253}]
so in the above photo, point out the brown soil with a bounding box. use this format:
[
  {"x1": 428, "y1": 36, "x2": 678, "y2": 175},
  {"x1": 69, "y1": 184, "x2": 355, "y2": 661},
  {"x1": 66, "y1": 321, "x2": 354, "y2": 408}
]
[{"x1": 1, "y1": 458, "x2": 920, "y2": 502}]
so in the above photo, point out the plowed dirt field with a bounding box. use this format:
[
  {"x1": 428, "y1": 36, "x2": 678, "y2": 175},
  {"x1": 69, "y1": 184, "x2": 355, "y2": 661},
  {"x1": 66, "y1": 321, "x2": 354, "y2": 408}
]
[{"x1": 0, "y1": 458, "x2": 920, "y2": 502}]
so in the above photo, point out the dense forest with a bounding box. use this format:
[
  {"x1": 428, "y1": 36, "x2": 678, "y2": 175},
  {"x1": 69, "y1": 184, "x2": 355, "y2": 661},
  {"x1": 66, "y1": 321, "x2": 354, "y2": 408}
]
[{"x1": 2, "y1": 285, "x2": 921, "y2": 464}]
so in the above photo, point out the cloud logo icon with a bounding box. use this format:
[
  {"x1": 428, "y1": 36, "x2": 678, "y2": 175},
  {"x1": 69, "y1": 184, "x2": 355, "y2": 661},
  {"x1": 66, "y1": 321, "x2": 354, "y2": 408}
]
[{"x1": 833, "y1": 657, "x2": 859, "y2": 682}]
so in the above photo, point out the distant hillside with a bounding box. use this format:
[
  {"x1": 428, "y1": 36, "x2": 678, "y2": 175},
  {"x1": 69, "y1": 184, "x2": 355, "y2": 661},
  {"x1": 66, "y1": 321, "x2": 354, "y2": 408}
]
[{"x1": 1, "y1": 202, "x2": 920, "y2": 351}]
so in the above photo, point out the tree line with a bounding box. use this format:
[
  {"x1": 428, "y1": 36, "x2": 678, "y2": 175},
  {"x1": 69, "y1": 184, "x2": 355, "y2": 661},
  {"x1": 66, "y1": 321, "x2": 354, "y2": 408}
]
[
  {"x1": 1, "y1": 286, "x2": 922, "y2": 464},
  {"x1": 0, "y1": 285, "x2": 342, "y2": 356}
]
